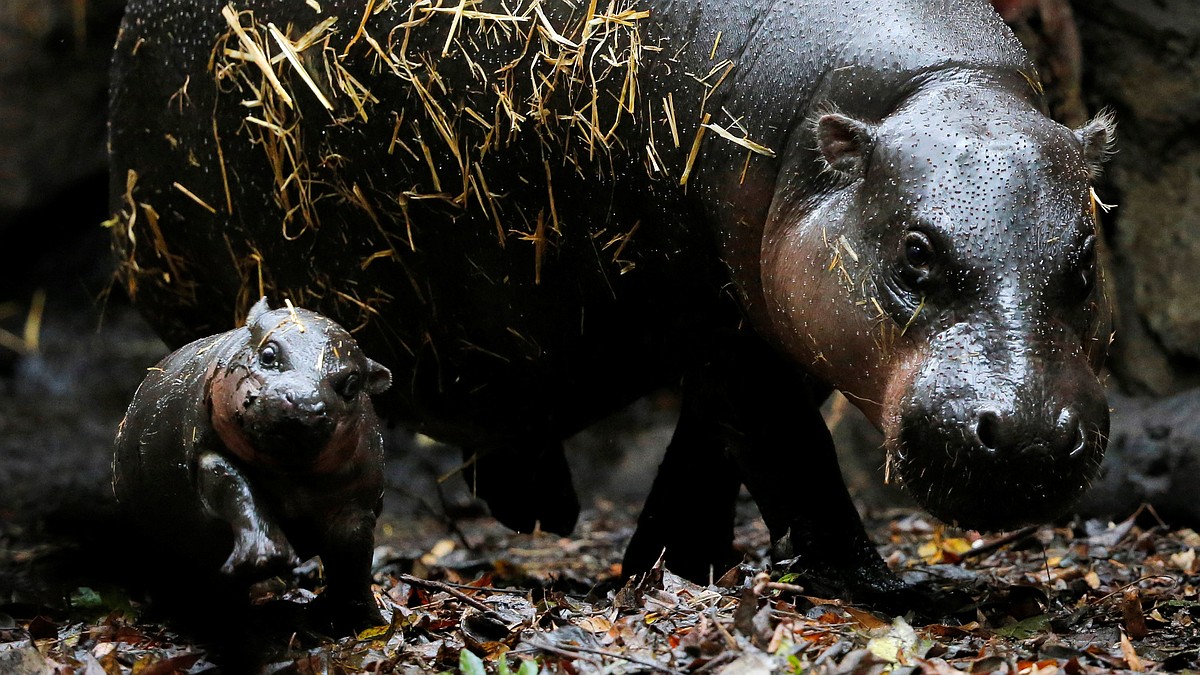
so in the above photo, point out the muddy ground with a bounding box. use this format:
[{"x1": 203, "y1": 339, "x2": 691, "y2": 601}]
[{"x1": 1, "y1": 219, "x2": 1200, "y2": 674}]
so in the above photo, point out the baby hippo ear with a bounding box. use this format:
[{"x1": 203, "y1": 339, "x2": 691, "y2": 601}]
[
  {"x1": 363, "y1": 358, "x2": 392, "y2": 396},
  {"x1": 246, "y1": 296, "x2": 272, "y2": 326},
  {"x1": 1075, "y1": 108, "x2": 1116, "y2": 179},
  {"x1": 815, "y1": 112, "x2": 877, "y2": 176}
]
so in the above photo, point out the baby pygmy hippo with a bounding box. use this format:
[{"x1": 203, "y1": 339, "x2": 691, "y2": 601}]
[{"x1": 112, "y1": 297, "x2": 392, "y2": 629}]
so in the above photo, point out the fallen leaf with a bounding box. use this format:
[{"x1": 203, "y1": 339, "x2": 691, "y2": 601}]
[
  {"x1": 1170, "y1": 548, "x2": 1196, "y2": 574},
  {"x1": 995, "y1": 615, "x2": 1050, "y2": 640},
  {"x1": 459, "y1": 648, "x2": 487, "y2": 675},
  {"x1": 1119, "y1": 630, "x2": 1144, "y2": 672}
]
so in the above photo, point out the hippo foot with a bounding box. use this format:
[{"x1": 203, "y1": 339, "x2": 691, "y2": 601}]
[
  {"x1": 621, "y1": 472, "x2": 741, "y2": 582},
  {"x1": 307, "y1": 590, "x2": 385, "y2": 636},
  {"x1": 623, "y1": 531, "x2": 742, "y2": 584},
  {"x1": 221, "y1": 532, "x2": 300, "y2": 578},
  {"x1": 771, "y1": 553, "x2": 974, "y2": 623}
]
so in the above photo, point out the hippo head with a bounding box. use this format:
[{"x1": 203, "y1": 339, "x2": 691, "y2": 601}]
[
  {"x1": 762, "y1": 83, "x2": 1115, "y2": 531},
  {"x1": 209, "y1": 297, "x2": 392, "y2": 472}
]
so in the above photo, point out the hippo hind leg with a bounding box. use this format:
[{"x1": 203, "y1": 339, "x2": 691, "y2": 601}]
[{"x1": 462, "y1": 438, "x2": 580, "y2": 536}]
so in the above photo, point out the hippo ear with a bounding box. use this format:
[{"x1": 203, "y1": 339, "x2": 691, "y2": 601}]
[
  {"x1": 246, "y1": 296, "x2": 271, "y2": 326},
  {"x1": 363, "y1": 358, "x2": 392, "y2": 395},
  {"x1": 1074, "y1": 109, "x2": 1116, "y2": 179},
  {"x1": 815, "y1": 112, "x2": 877, "y2": 176}
]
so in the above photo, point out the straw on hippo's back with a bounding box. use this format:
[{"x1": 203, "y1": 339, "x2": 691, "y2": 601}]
[{"x1": 108, "y1": 0, "x2": 1114, "y2": 606}]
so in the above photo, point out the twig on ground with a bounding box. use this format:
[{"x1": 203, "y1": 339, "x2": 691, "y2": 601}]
[{"x1": 397, "y1": 573, "x2": 492, "y2": 613}]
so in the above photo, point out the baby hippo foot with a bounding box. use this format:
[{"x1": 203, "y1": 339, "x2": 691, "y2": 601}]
[{"x1": 221, "y1": 530, "x2": 300, "y2": 578}]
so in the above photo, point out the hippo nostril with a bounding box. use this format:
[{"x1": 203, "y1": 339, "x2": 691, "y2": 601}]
[
  {"x1": 1057, "y1": 407, "x2": 1086, "y2": 456},
  {"x1": 973, "y1": 408, "x2": 1001, "y2": 452},
  {"x1": 1069, "y1": 423, "x2": 1086, "y2": 456},
  {"x1": 969, "y1": 405, "x2": 1090, "y2": 458},
  {"x1": 285, "y1": 390, "x2": 326, "y2": 414}
]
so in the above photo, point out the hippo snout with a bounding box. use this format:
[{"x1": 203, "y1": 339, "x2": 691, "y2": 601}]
[
  {"x1": 887, "y1": 356, "x2": 1108, "y2": 533},
  {"x1": 969, "y1": 403, "x2": 1088, "y2": 459},
  {"x1": 238, "y1": 382, "x2": 340, "y2": 460},
  {"x1": 285, "y1": 389, "x2": 328, "y2": 415}
]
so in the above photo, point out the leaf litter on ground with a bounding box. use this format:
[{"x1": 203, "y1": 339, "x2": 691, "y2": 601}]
[{"x1": 5, "y1": 499, "x2": 1200, "y2": 673}]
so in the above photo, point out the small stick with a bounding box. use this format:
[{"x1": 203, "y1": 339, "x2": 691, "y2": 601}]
[
  {"x1": 679, "y1": 112, "x2": 711, "y2": 187},
  {"x1": 519, "y1": 638, "x2": 684, "y2": 675},
  {"x1": 343, "y1": 0, "x2": 377, "y2": 56},
  {"x1": 396, "y1": 573, "x2": 492, "y2": 613},
  {"x1": 268, "y1": 22, "x2": 334, "y2": 111},
  {"x1": 959, "y1": 526, "x2": 1038, "y2": 560},
  {"x1": 172, "y1": 182, "x2": 219, "y2": 214},
  {"x1": 222, "y1": 4, "x2": 293, "y2": 108}
]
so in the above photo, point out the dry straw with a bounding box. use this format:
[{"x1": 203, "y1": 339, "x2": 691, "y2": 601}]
[{"x1": 112, "y1": 0, "x2": 779, "y2": 322}]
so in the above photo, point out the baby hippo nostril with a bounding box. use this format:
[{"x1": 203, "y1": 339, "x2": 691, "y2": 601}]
[{"x1": 285, "y1": 390, "x2": 326, "y2": 414}]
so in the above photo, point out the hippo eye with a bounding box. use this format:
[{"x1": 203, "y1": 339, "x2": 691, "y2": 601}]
[
  {"x1": 898, "y1": 230, "x2": 936, "y2": 289},
  {"x1": 337, "y1": 371, "x2": 361, "y2": 399},
  {"x1": 259, "y1": 343, "x2": 280, "y2": 369},
  {"x1": 903, "y1": 231, "x2": 934, "y2": 270},
  {"x1": 1078, "y1": 235, "x2": 1098, "y2": 296}
]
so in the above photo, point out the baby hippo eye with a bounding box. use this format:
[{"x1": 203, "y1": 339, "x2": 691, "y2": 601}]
[
  {"x1": 259, "y1": 343, "x2": 280, "y2": 368},
  {"x1": 336, "y1": 371, "x2": 361, "y2": 399}
]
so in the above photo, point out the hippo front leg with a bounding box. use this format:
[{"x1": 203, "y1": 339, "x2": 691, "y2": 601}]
[
  {"x1": 630, "y1": 335, "x2": 915, "y2": 605},
  {"x1": 711, "y1": 338, "x2": 911, "y2": 605},
  {"x1": 309, "y1": 504, "x2": 384, "y2": 632},
  {"x1": 195, "y1": 452, "x2": 299, "y2": 577}
]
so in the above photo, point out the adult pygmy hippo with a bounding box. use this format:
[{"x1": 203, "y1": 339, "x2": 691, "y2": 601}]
[
  {"x1": 112, "y1": 297, "x2": 392, "y2": 627},
  {"x1": 108, "y1": 0, "x2": 1114, "y2": 604}
]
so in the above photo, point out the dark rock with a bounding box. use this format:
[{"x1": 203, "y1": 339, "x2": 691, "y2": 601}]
[{"x1": 1077, "y1": 387, "x2": 1200, "y2": 527}]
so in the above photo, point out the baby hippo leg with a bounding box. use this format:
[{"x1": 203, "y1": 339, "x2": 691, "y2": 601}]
[
  {"x1": 310, "y1": 504, "x2": 383, "y2": 631},
  {"x1": 196, "y1": 452, "x2": 299, "y2": 577}
]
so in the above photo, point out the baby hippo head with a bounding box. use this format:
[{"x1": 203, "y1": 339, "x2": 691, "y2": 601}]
[{"x1": 209, "y1": 297, "x2": 392, "y2": 472}]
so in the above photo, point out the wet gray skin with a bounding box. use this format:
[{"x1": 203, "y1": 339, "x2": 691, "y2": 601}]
[
  {"x1": 762, "y1": 83, "x2": 1113, "y2": 531},
  {"x1": 112, "y1": 297, "x2": 392, "y2": 629}
]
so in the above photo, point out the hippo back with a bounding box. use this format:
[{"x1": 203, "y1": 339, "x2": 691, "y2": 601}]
[{"x1": 107, "y1": 0, "x2": 1049, "y2": 445}]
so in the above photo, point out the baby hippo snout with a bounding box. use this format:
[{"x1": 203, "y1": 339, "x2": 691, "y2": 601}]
[
  {"x1": 243, "y1": 378, "x2": 341, "y2": 461},
  {"x1": 285, "y1": 388, "x2": 328, "y2": 415}
]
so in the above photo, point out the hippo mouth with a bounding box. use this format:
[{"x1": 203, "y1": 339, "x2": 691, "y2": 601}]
[
  {"x1": 884, "y1": 401, "x2": 1108, "y2": 532},
  {"x1": 244, "y1": 408, "x2": 338, "y2": 467}
]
